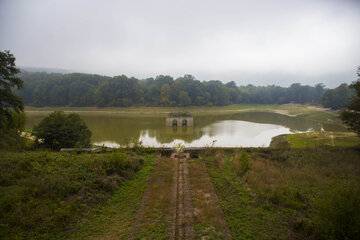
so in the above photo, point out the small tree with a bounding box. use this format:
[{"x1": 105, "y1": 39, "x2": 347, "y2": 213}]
[
  {"x1": 33, "y1": 111, "x2": 92, "y2": 150},
  {"x1": 340, "y1": 67, "x2": 360, "y2": 136}
]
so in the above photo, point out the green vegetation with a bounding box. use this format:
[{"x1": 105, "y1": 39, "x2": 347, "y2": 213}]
[
  {"x1": 0, "y1": 111, "x2": 27, "y2": 150},
  {"x1": 1, "y1": 145, "x2": 359, "y2": 239},
  {"x1": 203, "y1": 150, "x2": 293, "y2": 239},
  {"x1": 321, "y1": 83, "x2": 354, "y2": 110},
  {"x1": 130, "y1": 157, "x2": 173, "y2": 240},
  {"x1": 0, "y1": 50, "x2": 23, "y2": 124},
  {"x1": 0, "y1": 50, "x2": 25, "y2": 150},
  {"x1": 24, "y1": 103, "x2": 339, "y2": 122},
  {"x1": 168, "y1": 111, "x2": 192, "y2": 117},
  {"x1": 271, "y1": 132, "x2": 360, "y2": 148},
  {"x1": 0, "y1": 150, "x2": 153, "y2": 239},
  {"x1": 312, "y1": 180, "x2": 360, "y2": 239},
  {"x1": 188, "y1": 158, "x2": 231, "y2": 239},
  {"x1": 340, "y1": 66, "x2": 360, "y2": 136},
  {"x1": 33, "y1": 111, "x2": 92, "y2": 150},
  {"x1": 67, "y1": 152, "x2": 156, "y2": 240},
  {"x1": 202, "y1": 147, "x2": 360, "y2": 239},
  {"x1": 24, "y1": 103, "x2": 279, "y2": 113}
]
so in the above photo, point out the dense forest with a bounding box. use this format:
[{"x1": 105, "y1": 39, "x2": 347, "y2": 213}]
[{"x1": 17, "y1": 71, "x2": 354, "y2": 109}]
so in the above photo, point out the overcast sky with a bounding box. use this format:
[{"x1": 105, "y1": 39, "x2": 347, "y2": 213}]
[{"x1": 1, "y1": 0, "x2": 359, "y2": 87}]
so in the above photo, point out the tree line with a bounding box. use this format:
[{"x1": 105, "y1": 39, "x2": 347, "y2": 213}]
[{"x1": 17, "y1": 71, "x2": 354, "y2": 109}]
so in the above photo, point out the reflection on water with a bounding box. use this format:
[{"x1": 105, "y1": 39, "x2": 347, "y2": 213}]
[
  {"x1": 138, "y1": 120, "x2": 291, "y2": 147},
  {"x1": 25, "y1": 111, "x2": 347, "y2": 148}
]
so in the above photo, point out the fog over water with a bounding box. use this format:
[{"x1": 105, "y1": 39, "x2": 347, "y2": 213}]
[{"x1": 1, "y1": 0, "x2": 360, "y2": 87}]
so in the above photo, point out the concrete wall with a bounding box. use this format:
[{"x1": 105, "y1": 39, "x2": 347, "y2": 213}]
[{"x1": 166, "y1": 116, "x2": 193, "y2": 127}]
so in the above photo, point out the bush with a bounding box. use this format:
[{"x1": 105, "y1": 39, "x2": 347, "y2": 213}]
[
  {"x1": 33, "y1": 111, "x2": 92, "y2": 150},
  {"x1": 105, "y1": 152, "x2": 127, "y2": 175},
  {"x1": 311, "y1": 180, "x2": 360, "y2": 239},
  {"x1": 0, "y1": 111, "x2": 26, "y2": 150},
  {"x1": 0, "y1": 151, "x2": 147, "y2": 239}
]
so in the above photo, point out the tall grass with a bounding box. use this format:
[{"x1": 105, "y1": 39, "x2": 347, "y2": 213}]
[
  {"x1": 232, "y1": 151, "x2": 251, "y2": 176},
  {"x1": 312, "y1": 179, "x2": 360, "y2": 239},
  {"x1": 203, "y1": 147, "x2": 360, "y2": 239}
]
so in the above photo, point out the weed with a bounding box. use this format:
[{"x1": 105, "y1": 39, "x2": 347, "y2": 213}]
[
  {"x1": 232, "y1": 151, "x2": 250, "y2": 176},
  {"x1": 174, "y1": 142, "x2": 185, "y2": 153}
]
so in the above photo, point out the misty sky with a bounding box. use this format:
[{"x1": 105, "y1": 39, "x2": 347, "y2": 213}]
[{"x1": 1, "y1": 0, "x2": 360, "y2": 87}]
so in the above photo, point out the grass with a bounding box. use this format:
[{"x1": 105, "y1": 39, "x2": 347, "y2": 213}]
[
  {"x1": 130, "y1": 156, "x2": 174, "y2": 240},
  {"x1": 66, "y1": 153, "x2": 156, "y2": 240},
  {"x1": 202, "y1": 150, "x2": 294, "y2": 240},
  {"x1": 3, "y1": 143, "x2": 360, "y2": 239},
  {"x1": 24, "y1": 104, "x2": 333, "y2": 117},
  {"x1": 202, "y1": 147, "x2": 360, "y2": 239},
  {"x1": 0, "y1": 150, "x2": 155, "y2": 240},
  {"x1": 24, "y1": 104, "x2": 277, "y2": 113},
  {"x1": 187, "y1": 158, "x2": 230, "y2": 239},
  {"x1": 270, "y1": 131, "x2": 360, "y2": 148}
]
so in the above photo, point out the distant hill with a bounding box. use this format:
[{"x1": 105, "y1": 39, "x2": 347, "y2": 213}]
[{"x1": 19, "y1": 66, "x2": 73, "y2": 74}]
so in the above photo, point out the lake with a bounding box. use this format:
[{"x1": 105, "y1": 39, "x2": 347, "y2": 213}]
[{"x1": 25, "y1": 111, "x2": 347, "y2": 148}]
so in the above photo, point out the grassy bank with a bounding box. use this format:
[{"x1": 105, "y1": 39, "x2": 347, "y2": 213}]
[
  {"x1": 0, "y1": 150, "x2": 155, "y2": 240},
  {"x1": 67, "y1": 152, "x2": 156, "y2": 240},
  {"x1": 202, "y1": 147, "x2": 360, "y2": 239},
  {"x1": 24, "y1": 104, "x2": 337, "y2": 119},
  {"x1": 24, "y1": 104, "x2": 278, "y2": 113},
  {"x1": 271, "y1": 132, "x2": 360, "y2": 148}
]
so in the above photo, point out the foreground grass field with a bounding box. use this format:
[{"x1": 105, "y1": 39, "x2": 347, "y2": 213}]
[{"x1": 1, "y1": 146, "x2": 359, "y2": 239}]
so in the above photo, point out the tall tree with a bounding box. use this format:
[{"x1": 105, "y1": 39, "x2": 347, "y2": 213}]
[
  {"x1": 178, "y1": 91, "x2": 192, "y2": 106},
  {"x1": 0, "y1": 50, "x2": 23, "y2": 130},
  {"x1": 160, "y1": 83, "x2": 171, "y2": 106},
  {"x1": 321, "y1": 83, "x2": 353, "y2": 110},
  {"x1": 340, "y1": 67, "x2": 360, "y2": 136}
]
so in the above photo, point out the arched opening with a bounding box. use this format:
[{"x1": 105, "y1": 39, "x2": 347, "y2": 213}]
[
  {"x1": 172, "y1": 119, "x2": 178, "y2": 127},
  {"x1": 182, "y1": 119, "x2": 187, "y2": 127}
]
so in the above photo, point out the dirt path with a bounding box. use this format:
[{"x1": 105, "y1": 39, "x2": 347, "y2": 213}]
[
  {"x1": 128, "y1": 153, "x2": 231, "y2": 239},
  {"x1": 128, "y1": 155, "x2": 174, "y2": 240},
  {"x1": 188, "y1": 157, "x2": 232, "y2": 239},
  {"x1": 169, "y1": 153, "x2": 195, "y2": 240}
]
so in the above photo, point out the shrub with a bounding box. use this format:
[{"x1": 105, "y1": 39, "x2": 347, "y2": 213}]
[
  {"x1": 33, "y1": 111, "x2": 92, "y2": 150},
  {"x1": 174, "y1": 142, "x2": 185, "y2": 153},
  {"x1": 105, "y1": 151, "x2": 127, "y2": 175},
  {"x1": 0, "y1": 111, "x2": 26, "y2": 150}
]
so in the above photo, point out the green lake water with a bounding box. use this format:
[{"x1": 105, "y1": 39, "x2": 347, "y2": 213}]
[{"x1": 25, "y1": 112, "x2": 347, "y2": 147}]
